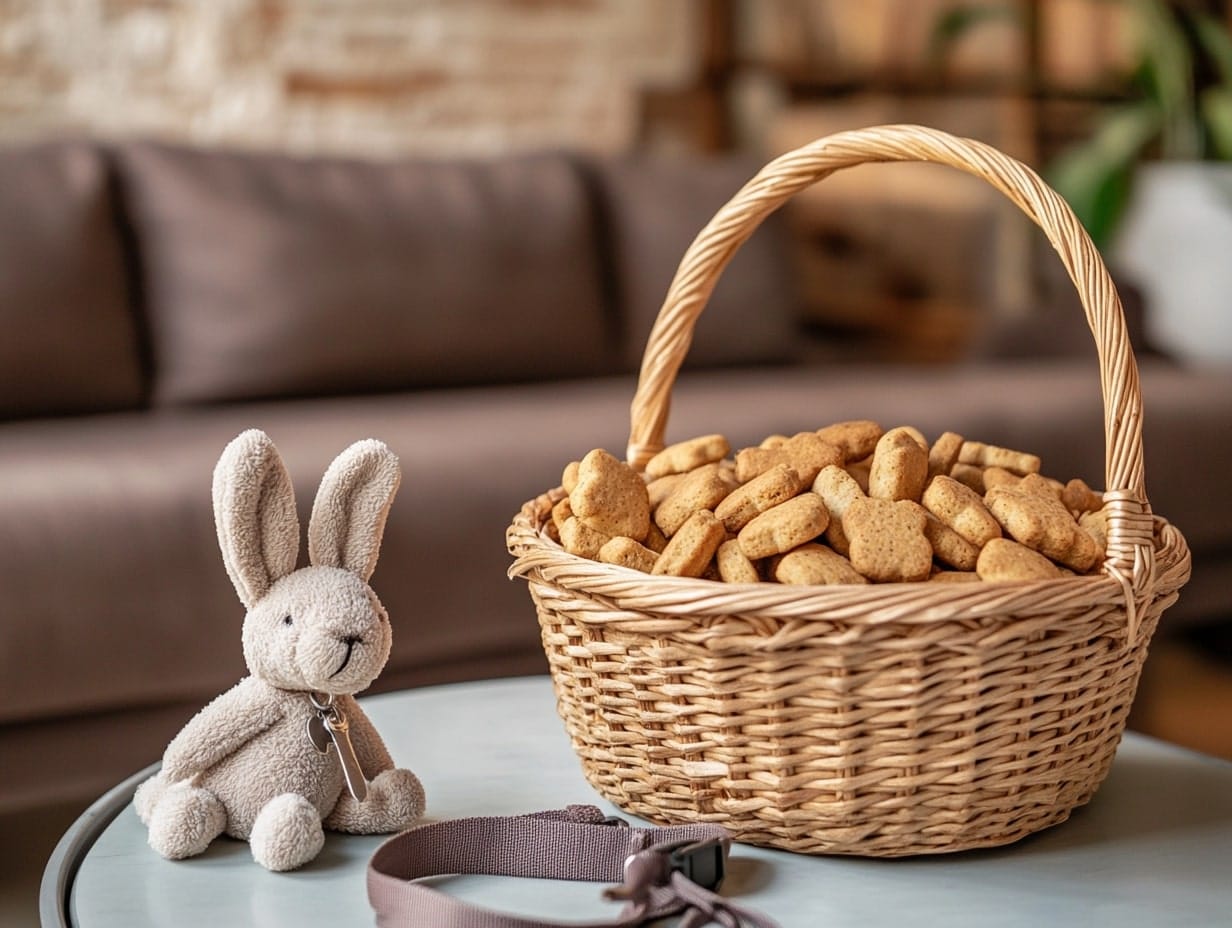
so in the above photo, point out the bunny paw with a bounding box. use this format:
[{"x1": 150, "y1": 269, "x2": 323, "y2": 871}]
[
  {"x1": 250, "y1": 793, "x2": 325, "y2": 871},
  {"x1": 325, "y1": 767, "x2": 425, "y2": 834},
  {"x1": 133, "y1": 772, "x2": 170, "y2": 826},
  {"x1": 145, "y1": 782, "x2": 226, "y2": 860}
]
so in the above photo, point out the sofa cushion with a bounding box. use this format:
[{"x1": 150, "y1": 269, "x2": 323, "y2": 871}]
[
  {"x1": 115, "y1": 143, "x2": 614, "y2": 405},
  {"x1": 588, "y1": 154, "x2": 801, "y2": 371},
  {"x1": 0, "y1": 141, "x2": 143, "y2": 418}
]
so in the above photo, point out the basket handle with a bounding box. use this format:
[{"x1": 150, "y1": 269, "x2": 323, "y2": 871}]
[{"x1": 626, "y1": 124, "x2": 1154, "y2": 600}]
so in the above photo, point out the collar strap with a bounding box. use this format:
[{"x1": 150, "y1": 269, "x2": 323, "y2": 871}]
[{"x1": 367, "y1": 804, "x2": 778, "y2": 927}]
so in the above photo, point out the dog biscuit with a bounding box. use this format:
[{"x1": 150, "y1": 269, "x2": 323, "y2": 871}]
[
  {"x1": 646, "y1": 472, "x2": 687, "y2": 510},
  {"x1": 562, "y1": 460, "x2": 580, "y2": 494},
  {"x1": 652, "y1": 510, "x2": 726, "y2": 577},
  {"x1": 949, "y1": 463, "x2": 986, "y2": 494},
  {"x1": 1078, "y1": 509, "x2": 1109, "y2": 552},
  {"x1": 901, "y1": 426, "x2": 928, "y2": 450},
  {"x1": 716, "y1": 538, "x2": 761, "y2": 584},
  {"x1": 843, "y1": 497, "x2": 932, "y2": 582},
  {"x1": 927, "y1": 431, "x2": 964, "y2": 480},
  {"x1": 922, "y1": 475, "x2": 1001, "y2": 547},
  {"x1": 654, "y1": 463, "x2": 733, "y2": 536},
  {"x1": 985, "y1": 485, "x2": 1101, "y2": 572},
  {"x1": 773, "y1": 542, "x2": 867, "y2": 585},
  {"x1": 645, "y1": 434, "x2": 731, "y2": 479},
  {"x1": 923, "y1": 512, "x2": 980, "y2": 571},
  {"x1": 560, "y1": 516, "x2": 611, "y2": 559},
  {"x1": 715, "y1": 463, "x2": 804, "y2": 533},
  {"x1": 732, "y1": 446, "x2": 774, "y2": 483},
  {"x1": 645, "y1": 521, "x2": 669, "y2": 553},
  {"x1": 816, "y1": 420, "x2": 883, "y2": 463},
  {"x1": 976, "y1": 537, "x2": 1063, "y2": 581},
  {"x1": 845, "y1": 456, "x2": 872, "y2": 494},
  {"x1": 868, "y1": 427, "x2": 929, "y2": 502},
  {"x1": 981, "y1": 466, "x2": 1020, "y2": 491},
  {"x1": 813, "y1": 464, "x2": 865, "y2": 556},
  {"x1": 1063, "y1": 478, "x2": 1104, "y2": 514},
  {"x1": 737, "y1": 492, "x2": 830, "y2": 560},
  {"x1": 1017, "y1": 472, "x2": 1065, "y2": 500},
  {"x1": 570, "y1": 449, "x2": 651, "y2": 542},
  {"x1": 928, "y1": 568, "x2": 982, "y2": 583},
  {"x1": 735, "y1": 432, "x2": 842, "y2": 485},
  {"x1": 598, "y1": 536, "x2": 659, "y2": 573},
  {"x1": 958, "y1": 440, "x2": 1041, "y2": 476},
  {"x1": 552, "y1": 496, "x2": 574, "y2": 532}
]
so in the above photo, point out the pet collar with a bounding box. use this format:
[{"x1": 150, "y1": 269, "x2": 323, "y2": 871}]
[{"x1": 367, "y1": 804, "x2": 778, "y2": 927}]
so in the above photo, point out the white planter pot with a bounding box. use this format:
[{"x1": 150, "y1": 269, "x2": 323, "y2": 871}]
[{"x1": 1113, "y1": 162, "x2": 1232, "y2": 365}]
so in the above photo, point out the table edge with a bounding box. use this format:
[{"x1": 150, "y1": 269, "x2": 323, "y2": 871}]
[{"x1": 40, "y1": 763, "x2": 159, "y2": 928}]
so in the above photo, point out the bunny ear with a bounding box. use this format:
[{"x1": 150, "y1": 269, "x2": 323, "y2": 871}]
[
  {"x1": 212, "y1": 430, "x2": 300, "y2": 608},
  {"x1": 307, "y1": 439, "x2": 401, "y2": 580}
]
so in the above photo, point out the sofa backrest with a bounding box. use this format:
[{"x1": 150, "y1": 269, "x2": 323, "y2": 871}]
[
  {"x1": 114, "y1": 143, "x2": 619, "y2": 406},
  {"x1": 586, "y1": 154, "x2": 799, "y2": 372},
  {"x1": 0, "y1": 141, "x2": 144, "y2": 419},
  {"x1": 1, "y1": 139, "x2": 803, "y2": 418}
]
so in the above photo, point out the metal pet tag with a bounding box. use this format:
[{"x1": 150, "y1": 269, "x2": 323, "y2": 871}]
[
  {"x1": 306, "y1": 713, "x2": 332, "y2": 755},
  {"x1": 325, "y1": 710, "x2": 368, "y2": 802},
  {"x1": 307, "y1": 693, "x2": 369, "y2": 802}
]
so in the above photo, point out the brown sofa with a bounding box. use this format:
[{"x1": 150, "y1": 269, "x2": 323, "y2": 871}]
[{"x1": 2, "y1": 138, "x2": 1230, "y2": 815}]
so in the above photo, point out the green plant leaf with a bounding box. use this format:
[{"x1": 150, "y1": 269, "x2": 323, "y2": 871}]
[
  {"x1": 1130, "y1": 0, "x2": 1199, "y2": 158},
  {"x1": 1191, "y1": 11, "x2": 1232, "y2": 89},
  {"x1": 1046, "y1": 102, "x2": 1162, "y2": 248},
  {"x1": 1201, "y1": 87, "x2": 1232, "y2": 160},
  {"x1": 926, "y1": 3, "x2": 1020, "y2": 68}
]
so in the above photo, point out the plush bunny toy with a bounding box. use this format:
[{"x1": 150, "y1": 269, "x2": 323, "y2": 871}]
[{"x1": 134, "y1": 429, "x2": 425, "y2": 871}]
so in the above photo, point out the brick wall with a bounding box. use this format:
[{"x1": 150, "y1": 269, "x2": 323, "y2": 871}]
[{"x1": 0, "y1": 0, "x2": 701, "y2": 156}]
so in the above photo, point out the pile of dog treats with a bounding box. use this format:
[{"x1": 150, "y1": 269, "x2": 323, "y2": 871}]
[{"x1": 546, "y1": 421, "x2": 1108, "y2": 584}]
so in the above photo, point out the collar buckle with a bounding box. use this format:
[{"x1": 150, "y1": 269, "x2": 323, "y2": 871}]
[
  {"x1": 666, "y1": 836, "x2": 726, "y2": 891},
  {"x1": 622, "y1": 835, "x2": 727, "y2": 893}
]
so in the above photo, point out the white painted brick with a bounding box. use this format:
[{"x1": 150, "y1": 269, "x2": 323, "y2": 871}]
[{"x1": 0, "y1": 0, "x2": 701, "y2": 155}]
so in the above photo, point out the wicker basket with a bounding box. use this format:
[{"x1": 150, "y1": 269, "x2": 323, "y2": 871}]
[{"x1": 506, "y1": 125, "x2": 1191, "y2": 857}]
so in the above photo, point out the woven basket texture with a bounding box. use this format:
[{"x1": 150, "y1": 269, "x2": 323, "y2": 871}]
[{"x1": 507, "y1": 124, "x2": 1191, "y2": 857}]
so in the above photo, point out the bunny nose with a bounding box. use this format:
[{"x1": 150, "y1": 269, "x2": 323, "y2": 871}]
[{"x1": 342, "y1": 634, "x2": 363, "y2": 646}]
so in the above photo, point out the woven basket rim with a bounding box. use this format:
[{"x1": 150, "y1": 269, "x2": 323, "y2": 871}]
[{"x1": 508, "y1": 488, "x2": 1191, "y2": 626}]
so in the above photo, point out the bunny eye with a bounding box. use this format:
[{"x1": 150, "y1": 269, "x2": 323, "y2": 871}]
[{"x1": 282, "y1": 615, "x2": 293, "y2": 627}]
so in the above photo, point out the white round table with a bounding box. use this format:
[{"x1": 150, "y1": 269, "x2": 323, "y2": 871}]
[{"x1": 44, "y1": 675, "x2": 1232, "y2": 927}]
